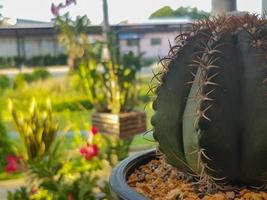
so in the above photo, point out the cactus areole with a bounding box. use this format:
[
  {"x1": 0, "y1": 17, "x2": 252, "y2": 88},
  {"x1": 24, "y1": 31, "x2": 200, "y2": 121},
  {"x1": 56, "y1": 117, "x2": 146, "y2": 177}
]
[{"x1": 151, "y1": 14, "x2": 267, "y2": 187}]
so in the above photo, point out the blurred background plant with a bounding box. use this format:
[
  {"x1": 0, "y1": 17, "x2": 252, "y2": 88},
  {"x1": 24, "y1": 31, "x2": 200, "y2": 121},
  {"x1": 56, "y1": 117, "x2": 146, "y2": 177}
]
[
  {"x1": 0, "y1": 1, "x2": 155, "y2": 196},
  {"x1": 0, "y1": 114, "x2": 14, "y2": 173},
  {"x1": 54, "y1": 13, "x2": 90, "y2": 70},
  {"x1": 9, "y1": 98, "x2": 58, "y2": 161},
  {"x1": 6, "y1": 126, "x2": 132, "y2": 200},
  {"x1": 72, "y1": 49, "x2": 143, "y2": 114},
  {"x1": 53, "y1": 11, "x2": 144, "y2": 114},
  {"x1": 13, "y1": 68, "x2": 52, "y2": 89}
]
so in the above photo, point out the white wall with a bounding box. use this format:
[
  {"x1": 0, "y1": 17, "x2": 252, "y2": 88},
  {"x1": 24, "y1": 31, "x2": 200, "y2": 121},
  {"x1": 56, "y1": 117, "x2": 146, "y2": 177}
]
[
  {"x1": 140, "y1": 32, "x2": 180, "y2": 59},
  {"x1": 0, "y1": 37, "x2": 18, "y2": 57},
  {"x1": 119, "y1": 31, "x2": 181, "y2": 59},
  {"x1": 24, "y1": 36, "x2": 60, "y2": 58}
]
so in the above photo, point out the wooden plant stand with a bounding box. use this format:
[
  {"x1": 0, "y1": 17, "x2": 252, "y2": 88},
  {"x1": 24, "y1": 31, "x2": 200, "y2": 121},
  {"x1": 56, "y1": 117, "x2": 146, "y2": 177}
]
[{"x1": 92, "y1": 112, "x2": 147, "y2": 139}]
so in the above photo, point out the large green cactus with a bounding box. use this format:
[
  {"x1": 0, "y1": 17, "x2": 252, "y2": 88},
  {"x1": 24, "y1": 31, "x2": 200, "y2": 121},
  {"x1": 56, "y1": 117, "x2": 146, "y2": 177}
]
[{"x1": 152, "y1": 14, "x2": 267, "y2": 187}]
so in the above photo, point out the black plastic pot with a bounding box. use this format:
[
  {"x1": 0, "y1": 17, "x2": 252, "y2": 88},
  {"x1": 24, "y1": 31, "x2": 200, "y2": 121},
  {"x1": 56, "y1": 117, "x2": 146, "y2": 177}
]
[{"x1": 109, "y1": 149, "x2": 156, "y2": 200}]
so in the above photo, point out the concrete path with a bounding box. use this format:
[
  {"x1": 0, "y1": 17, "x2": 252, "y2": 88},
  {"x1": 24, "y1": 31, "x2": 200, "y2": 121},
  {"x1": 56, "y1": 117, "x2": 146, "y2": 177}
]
[{"x1": 0, "y1": 179, "x2": 25, "y2": 200}]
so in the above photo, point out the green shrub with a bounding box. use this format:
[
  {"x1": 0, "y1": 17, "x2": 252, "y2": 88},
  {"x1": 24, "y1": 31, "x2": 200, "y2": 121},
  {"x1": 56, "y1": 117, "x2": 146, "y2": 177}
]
[
  {"x1": 7, "y1": 187, "x2": 30, "y2": 200},
  {"x1": 22, "y1": 73, "x2": 35, "y2": 83},
  {"x1": 13, "y1": 57, "x2": 25, "y2": 66},
  {"x1": 0, "y1": 75, "x2": 10, "y2": 89},
  {"x1": 0, "y1": 54, "x2": 67, "y2": 68},
  {"x1": 52, "y1": 100, "x2": 93, "y2": 112},
  {"x1": 32, "y1": 68, "x2": 51, "y2": 80},
  {"x1": 12, "y1": 69, "x2": 51, "y2": 89},
  {"x1": 24, "y1": 54, "x2": 67, "y2": 67}
]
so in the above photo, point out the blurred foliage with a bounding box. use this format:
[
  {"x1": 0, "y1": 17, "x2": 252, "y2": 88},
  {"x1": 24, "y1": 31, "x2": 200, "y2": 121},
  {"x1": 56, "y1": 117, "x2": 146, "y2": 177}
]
[
  {"x1": 0, "y1": 75, "x2": 153, "y2": 135},
  {"x1": 7, "y1": 187, "x2": 30, "y2": 200},
  {"x1": 74, "y1": 50, "x2": 143, "y2": 114},
  {"x1": 0, "y1": 113, "x2": 13, "y2": 170},
  {"x1": 54, "y1": 13, "x2": 90, "y2": 70},
  {"x1": 0, "y1": 74, "x2": 10, "y2": 90},
  {"x1": 13, "y1": 68, "x2": 51, "y2": 89},
  {"x1": 32, "y1": 68, "x2": 51, "y2": 80},
  {"x1": 12, "y1": 74, "x2": 26, "y2": 90},
  {"x1": 54, "y1": 12, "x2": 143, "y2": 114},
  {"x1": 150, "y1": 6, "x2": 174, "y2": 18},
  {"x1": 8, "y1": 127, "x2": 131, "y2": 200},
  {"x1": 7, "y1": 76, "x2": 90, "y2": 112},
  {"x1": 9, "y1": 98, "x2": 58, "y2": 161},
  {"x1": 0, "y1": 54, "x2": 67, "y2": 68},
  {"x1": 150, "y1": 6, "x2": 210, "y2": 19}
]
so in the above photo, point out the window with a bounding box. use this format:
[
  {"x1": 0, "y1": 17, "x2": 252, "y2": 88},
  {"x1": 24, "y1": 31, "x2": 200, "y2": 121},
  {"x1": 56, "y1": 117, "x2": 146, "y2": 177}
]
[
  {"x1": 151, "y1": 38, "x2": 161, "y2": 46},
  {"x1": 127, "y1": 39, "x2": 139, "y2": 46}
]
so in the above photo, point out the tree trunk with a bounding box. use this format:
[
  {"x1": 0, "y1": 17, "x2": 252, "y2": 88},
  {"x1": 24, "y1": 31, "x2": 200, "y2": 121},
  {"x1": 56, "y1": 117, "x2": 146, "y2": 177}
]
[{"x1": 212, "y1": 0, "x2": 236, "y2": 15}]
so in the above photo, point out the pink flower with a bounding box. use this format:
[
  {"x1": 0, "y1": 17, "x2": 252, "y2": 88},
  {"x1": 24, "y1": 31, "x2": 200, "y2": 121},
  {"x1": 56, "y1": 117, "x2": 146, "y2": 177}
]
[
  {"x1": 91, "y1": 126, "x2": 98, "y2": 135},
  {"x1": 51, "y1": 3, "x2": 59, "y2": 16},
  {"x1": 79, "y1": 145, "x2": 99, "y2": 160}
]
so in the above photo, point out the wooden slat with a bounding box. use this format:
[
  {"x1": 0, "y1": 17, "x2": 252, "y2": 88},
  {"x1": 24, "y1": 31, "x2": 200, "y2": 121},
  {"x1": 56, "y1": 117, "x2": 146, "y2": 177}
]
[
  {"x1": 120, "y1": 127, "x2": 147, "y2": 138},
  {"x1": 92, "y1": 112, "x2": 147, "y2": 139},
  {"x1": 120, "y1": 123, "x2": 146, "y2": 131},
  {"x1": 92, "y1": 118, "x2": 119, "y2": 125}
]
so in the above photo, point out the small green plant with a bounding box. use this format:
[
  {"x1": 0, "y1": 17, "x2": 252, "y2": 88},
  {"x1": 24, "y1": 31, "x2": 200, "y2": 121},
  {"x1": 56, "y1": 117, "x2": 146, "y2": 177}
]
[
  {"x1": 32, "y1": 68, "x2": 51, "y2": 80},
  {"x1": 7, "y1": 187, "x2": 31, "y2": 200},
  {"x1": 9, "y1": 98, "x2": 58, "y2": 161}
]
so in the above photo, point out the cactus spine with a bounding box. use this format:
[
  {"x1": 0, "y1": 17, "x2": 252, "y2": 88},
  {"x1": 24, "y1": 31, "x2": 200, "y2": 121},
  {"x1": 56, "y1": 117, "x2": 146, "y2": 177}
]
[{"x1": 152, "y1": 14, "x2": 267, "y2": 187}]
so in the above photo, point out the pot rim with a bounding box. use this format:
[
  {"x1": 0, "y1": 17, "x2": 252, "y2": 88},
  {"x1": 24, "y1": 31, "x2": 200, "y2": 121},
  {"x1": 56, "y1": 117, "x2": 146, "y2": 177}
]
[{"x1": 109, "y1": 148, "x2": 156, "y2": 200}]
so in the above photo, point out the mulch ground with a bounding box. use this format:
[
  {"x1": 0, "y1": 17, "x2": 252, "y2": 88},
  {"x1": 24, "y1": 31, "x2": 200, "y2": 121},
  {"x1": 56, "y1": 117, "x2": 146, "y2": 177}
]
[{"x1": 127, "y1": 158, "x2": 267, "y2": 200}]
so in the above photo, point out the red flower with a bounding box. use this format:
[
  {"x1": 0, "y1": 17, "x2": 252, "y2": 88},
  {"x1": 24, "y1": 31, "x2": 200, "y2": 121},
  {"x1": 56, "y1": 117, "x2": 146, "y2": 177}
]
[
  {"x1": 5, "y1": 164, "x2": 17, "y2": 173},
  {"x1": 79, "y1": 147, "x2": 87, "y2": 155},
  {"x1": 79, "y1": 145, "x2": 99, "y2": 160},
  {"x1": 4, "y1": 155, "x2": 22, "y2": 173},
  {"x1": 68, "y1": 193, "x2": 75, "y2": 200},
  {"x1": 91, "y1": 126, "x2": 98, "y2": 135},
  {"x1": 30, "y1": 188, "x2": 38, "y2": 195},
  {"x1": 6, "y1": 155, "x2": 18, "y2": 163}
]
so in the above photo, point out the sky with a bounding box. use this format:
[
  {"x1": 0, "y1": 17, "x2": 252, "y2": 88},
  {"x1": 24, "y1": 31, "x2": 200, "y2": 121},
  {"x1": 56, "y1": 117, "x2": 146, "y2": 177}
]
[{"x1": 0, "y1": 0, "x2": 263, "y2": 25}]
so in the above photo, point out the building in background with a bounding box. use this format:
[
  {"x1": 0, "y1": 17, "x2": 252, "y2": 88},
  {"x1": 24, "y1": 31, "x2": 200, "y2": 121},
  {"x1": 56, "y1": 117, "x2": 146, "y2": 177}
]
[
  {"x1": 0, "y1": 18, "x2": 192, "y2": 62},
  {"x1": 263, "y1": 0, "x2": 267, "y2": 16}
]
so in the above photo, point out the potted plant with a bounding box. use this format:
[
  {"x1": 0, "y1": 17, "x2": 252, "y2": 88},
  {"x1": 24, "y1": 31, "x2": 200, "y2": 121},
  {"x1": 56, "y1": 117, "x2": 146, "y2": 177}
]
[
  {"x1": 74, "y1": 42, "x2": 147, "y2": 139},
  {"x1": 55, "y1": 12, "x2": 147, "y2": 139},
  {"x1": 110, "y1": 14, "x2": 267, "y2": 199}
]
